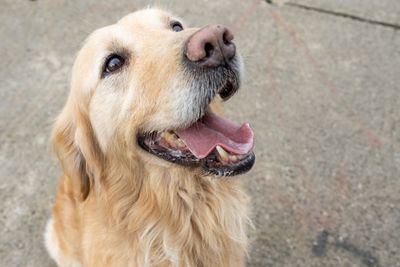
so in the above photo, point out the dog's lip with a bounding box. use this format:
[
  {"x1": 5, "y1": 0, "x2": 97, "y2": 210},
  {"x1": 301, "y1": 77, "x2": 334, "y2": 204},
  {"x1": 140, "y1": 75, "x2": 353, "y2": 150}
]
[
  {"x1": 218, "y1": 79, "x2": 237, "y2": 101},
  {"x1": 202, "y1": 150, "x2": 255, "y2": 176}
]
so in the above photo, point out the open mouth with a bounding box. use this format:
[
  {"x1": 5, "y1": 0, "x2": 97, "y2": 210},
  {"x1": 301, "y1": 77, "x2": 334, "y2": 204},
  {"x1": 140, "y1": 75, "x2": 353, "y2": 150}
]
[
  {"x1": 138, "y1": 109, "x2": 255, "y2": 176},
  {"x1": 138, "y1": 54, "x2": 254, "y2": 176}
]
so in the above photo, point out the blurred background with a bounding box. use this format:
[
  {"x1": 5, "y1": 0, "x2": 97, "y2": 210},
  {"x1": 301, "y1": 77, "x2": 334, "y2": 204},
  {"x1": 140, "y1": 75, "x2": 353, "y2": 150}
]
[{"x1": 1, "y1": 0, "x2": 399, "y2": 266}]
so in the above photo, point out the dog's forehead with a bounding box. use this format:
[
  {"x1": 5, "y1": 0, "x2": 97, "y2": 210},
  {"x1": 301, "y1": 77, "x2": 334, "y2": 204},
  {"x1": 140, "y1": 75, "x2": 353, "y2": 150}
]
[
  {"x1": 82, "y1": 10, "x2": 171, "y2": 51},
  {"x1": 117, "y1": 8, "x2": 172, "y2": 29},
  {"x1": 84, "y1": 8, "x2": 186, "y2": 49}
]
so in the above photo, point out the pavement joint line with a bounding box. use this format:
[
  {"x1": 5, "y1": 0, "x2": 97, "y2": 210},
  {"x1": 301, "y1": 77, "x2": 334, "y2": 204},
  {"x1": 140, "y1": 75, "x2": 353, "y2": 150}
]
[{"x1": 285, "y1": 2, "x2": 400, "y2": 31}]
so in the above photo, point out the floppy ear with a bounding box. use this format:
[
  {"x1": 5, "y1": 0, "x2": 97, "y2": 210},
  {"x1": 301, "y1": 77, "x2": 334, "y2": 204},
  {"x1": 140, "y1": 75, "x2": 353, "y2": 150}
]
[{"x1": 52, "y1": 100, "x2": 103, "y2": 200}]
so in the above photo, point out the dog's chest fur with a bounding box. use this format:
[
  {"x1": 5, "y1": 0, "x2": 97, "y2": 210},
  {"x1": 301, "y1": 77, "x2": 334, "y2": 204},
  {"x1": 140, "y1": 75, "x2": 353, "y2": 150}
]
[{"x1": 52, "y1": 166, "x2": 249, "y2": 267}]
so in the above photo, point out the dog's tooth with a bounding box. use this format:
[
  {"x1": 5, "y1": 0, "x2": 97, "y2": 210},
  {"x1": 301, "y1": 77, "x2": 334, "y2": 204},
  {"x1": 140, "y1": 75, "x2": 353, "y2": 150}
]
[
  {"x1": 164, "y1": 132, "x2": 176, "y2": 143},
  {"x1": 229, "y1": 155, "x2": 238, "y2": 162},
  {"x1": 176, "y1": 138, "x2": 186, "y2": 148},
  {"x1": 164, "y1": 132, "x2": 187, "y2": 148},
  {"x1": 236, "y1": 154, "x2": 245, "y2": 160},
  {"x1": 216, "y1": 146, "x2": 229, "y2": 162}
]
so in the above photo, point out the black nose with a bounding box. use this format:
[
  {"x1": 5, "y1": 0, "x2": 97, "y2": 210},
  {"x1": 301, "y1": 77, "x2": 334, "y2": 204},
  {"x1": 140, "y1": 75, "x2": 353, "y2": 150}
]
[{"x1": 185, "y1": 25, "x2": 236, "y2": 68}]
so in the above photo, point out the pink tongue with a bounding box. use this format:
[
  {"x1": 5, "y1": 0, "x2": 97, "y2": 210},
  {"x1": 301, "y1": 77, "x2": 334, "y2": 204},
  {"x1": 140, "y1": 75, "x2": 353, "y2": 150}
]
[{"x1": 176, "y1": 111, "x2": 254, "y2": 159}]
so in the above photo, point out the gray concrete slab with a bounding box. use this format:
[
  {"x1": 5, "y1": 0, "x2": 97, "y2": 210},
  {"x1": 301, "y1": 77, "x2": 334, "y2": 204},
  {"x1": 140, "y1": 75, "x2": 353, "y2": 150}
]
[
  {"x1": 0, "y1": 0, "x2": 399, "y2": 266},
  {"x1": 287, "y1": 0, "x2": 400, "y2": 26}
]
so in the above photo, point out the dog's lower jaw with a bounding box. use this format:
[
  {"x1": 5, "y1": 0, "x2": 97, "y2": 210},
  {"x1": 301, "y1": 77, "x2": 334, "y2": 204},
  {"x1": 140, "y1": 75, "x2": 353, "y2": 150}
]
[{"x1": 49, "y1": 165, "x2": 250, "y2": 267}]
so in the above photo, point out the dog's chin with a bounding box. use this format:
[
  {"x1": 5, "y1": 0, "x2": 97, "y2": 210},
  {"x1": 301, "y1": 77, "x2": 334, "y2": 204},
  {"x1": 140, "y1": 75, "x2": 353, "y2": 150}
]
[{"x1": 137, "y1": 75, "x2": 255, "y2": 177}]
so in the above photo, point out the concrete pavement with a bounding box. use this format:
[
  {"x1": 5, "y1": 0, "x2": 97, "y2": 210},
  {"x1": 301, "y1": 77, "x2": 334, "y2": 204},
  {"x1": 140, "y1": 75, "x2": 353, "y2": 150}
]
[{"x1": 1, "y1": 0, "x2": 399, "y2": 266}]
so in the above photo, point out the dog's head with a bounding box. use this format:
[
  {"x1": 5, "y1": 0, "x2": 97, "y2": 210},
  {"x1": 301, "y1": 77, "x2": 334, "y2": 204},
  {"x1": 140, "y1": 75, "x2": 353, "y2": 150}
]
[{"x1": 53, "y1": 8, "x2": 255, "y2": 199}]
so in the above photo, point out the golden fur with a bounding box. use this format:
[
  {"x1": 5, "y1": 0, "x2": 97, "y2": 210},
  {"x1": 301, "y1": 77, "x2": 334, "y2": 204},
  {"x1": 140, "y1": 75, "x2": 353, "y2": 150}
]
[{"x1": 45, "y1": 8, "x2": 250, "y2": 267}]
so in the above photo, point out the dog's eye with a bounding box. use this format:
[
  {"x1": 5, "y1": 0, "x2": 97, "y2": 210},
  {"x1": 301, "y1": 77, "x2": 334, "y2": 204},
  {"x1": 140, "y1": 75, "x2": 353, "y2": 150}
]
[
  {"x1": 170, "y1": 21, "x2": 184, "y2": 32},
  {"x1": 104, "y1": 54, "x2": 125, "y2": 74}
]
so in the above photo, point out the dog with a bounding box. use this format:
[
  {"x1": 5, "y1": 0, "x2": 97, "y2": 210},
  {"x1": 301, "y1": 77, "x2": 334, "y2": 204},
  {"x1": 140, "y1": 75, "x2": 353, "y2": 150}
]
[{"x1": 45, "y1": 8, "x2": 255, "y2": 267}]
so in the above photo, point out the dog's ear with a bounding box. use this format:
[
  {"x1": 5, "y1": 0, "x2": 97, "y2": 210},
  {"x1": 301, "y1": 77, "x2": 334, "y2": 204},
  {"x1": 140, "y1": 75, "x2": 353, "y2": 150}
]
[{"x1": 52, "y1": 101, "x2": 103, "y2": 200}]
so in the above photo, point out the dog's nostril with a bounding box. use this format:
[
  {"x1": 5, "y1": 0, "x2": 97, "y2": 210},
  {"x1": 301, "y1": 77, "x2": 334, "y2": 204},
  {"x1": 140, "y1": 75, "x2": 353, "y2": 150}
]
[
  {"x1": 222, "y1": 29, "x2": 234, "y2": 46},
  {"x1": 223, "y1": 32, "x2": 230, "y2": 45},
  {"x1": 204, "y1": 43, "x2": 214, "y2": 58}
]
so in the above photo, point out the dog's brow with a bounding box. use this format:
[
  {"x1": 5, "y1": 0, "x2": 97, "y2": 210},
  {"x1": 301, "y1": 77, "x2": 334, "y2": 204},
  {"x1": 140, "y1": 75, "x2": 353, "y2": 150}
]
[{"x1": 161, "y1": 14, "x2": 172, "y2": 27}]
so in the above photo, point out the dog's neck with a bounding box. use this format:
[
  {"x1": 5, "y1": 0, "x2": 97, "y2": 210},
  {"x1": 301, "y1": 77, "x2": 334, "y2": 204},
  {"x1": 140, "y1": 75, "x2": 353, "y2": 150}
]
[{"x1": 97, "y1": 161, "x2": 250, "y2": 266}]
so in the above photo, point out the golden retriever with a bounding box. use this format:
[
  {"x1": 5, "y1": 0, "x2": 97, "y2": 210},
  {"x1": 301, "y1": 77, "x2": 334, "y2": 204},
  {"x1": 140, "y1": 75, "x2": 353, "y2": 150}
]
[{"x1": 45, "y1": 8, "x2": 255, "y2": 267}]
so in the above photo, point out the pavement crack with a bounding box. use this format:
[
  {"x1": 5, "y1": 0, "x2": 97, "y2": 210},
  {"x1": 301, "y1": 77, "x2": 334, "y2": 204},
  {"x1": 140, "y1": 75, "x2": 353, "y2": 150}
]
[
  {"x1": 285, "y1": 2, "x2": 400, "y2": 30},
  {"x1": 311, "y1": 230, "x2": 380, "y2": 267}
]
